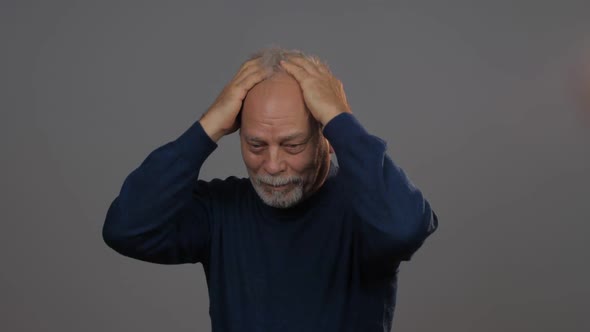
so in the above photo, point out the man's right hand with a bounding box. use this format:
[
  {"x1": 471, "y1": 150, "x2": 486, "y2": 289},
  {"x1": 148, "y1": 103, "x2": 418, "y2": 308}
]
[{"x1": 199, "y1": 57, "x2": 271, "y2": 142}]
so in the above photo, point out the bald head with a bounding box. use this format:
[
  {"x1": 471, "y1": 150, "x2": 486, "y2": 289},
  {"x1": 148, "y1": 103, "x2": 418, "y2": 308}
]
[{"x1": 241, "y1": 72, "x2": 312, "y2": 129}]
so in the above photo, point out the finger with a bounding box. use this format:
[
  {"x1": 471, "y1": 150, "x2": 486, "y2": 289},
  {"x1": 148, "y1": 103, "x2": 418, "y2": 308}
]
[
  {"x1": 280, "y1": 59, "x2": 311, "y2": 83},
  {"x1": 240, "y1": 55, "x2": 263, "y2": 69},
  {"x1": 316, "y1": 61, "x2": 332, "y2": 74},
  {"x1": 232, "y1": 57, "x2": 262, "y2": 80},
  {"x1": 284, "y1": 55, "x2": 322, "y2": 76},
  {"x1": 235, "y1": 67, "x2": 271, "y2": 92},
  {"x1": 233, "y1": 61, "x2": 265, "y2": 84}
]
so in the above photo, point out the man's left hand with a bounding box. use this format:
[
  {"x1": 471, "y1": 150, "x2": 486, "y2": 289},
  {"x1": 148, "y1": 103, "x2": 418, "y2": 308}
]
[{"x1": 280, "y1": 55, "x2": 352, "y2": 126}]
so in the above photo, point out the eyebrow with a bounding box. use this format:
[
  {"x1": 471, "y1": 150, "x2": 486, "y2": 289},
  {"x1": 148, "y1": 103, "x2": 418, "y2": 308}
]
[{"x1": 245, "y1": 132, "x2": 306, "y2": 143}]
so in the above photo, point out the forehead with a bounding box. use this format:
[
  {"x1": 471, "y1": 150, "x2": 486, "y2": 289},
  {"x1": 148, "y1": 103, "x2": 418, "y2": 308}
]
[{"x1": 241, "y1": 73, "x2": 312, "y2": 140}]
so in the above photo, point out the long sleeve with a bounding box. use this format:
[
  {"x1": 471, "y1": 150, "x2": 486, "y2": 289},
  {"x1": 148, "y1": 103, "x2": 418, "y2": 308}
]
[
  {"x1": 102, "y1": 119, "x2": 218, "y2": 265},
  {"x1": 322, "y1": 113, "x2": 438, "y2": 272}
]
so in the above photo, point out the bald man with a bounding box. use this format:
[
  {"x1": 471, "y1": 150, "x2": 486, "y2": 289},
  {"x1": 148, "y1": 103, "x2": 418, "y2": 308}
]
[{"x1": 103, "y1": 47, "x2": 439, "y2": 332}]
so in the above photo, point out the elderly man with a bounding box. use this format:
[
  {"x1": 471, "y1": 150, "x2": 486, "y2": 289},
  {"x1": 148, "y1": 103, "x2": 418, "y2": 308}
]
[{"x1": 102, "y1": 47, "x2": 438, "y2": 332}]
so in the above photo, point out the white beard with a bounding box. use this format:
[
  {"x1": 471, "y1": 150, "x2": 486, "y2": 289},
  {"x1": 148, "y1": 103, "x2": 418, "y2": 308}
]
[{"x1": 250, "y1": 175, "x2": 305, "y2": 208}]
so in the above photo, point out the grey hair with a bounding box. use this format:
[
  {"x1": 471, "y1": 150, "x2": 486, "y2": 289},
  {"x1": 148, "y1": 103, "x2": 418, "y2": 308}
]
[
  {"x1": 246, "y1": 45, "x2": 330, "y2": 78},
  {"x1": 238, "y1": 46, "x2": 329, "y2": 134}
]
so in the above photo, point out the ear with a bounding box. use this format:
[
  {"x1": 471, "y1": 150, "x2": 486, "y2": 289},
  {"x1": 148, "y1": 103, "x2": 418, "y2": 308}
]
[{"x1": 324, "y1": 137, "x2": 334, "y2": 154}]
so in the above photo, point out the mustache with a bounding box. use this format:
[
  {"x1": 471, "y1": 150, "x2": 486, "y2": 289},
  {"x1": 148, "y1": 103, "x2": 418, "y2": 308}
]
[{"x1": 254, "y1": 175, "x2": 303, "y2": 186}]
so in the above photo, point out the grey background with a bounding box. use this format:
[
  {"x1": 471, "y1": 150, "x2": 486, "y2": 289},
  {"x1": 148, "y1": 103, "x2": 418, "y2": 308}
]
[{"x1": 2, "y1": 0, "x2": 589, "y2": 331}]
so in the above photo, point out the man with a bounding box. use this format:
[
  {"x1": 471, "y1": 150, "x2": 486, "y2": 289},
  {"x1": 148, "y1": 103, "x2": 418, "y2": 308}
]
[{"x1": 102, "y1": 47, "x2": 439, "y2": 331}]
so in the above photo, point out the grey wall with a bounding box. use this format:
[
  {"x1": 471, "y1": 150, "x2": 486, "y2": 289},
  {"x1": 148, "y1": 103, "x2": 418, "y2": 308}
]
[{"x1": 2, "y1": 1, "x2": 589, "y2": 331}]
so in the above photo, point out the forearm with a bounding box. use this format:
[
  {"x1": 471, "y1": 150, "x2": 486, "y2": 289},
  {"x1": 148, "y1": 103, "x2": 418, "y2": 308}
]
[
  {"x1": 323, "y1": 113, "x2": 438, "y2": 262},
  {"x1": 102, "y1": 119, "x2": 217, "y2": 264}
]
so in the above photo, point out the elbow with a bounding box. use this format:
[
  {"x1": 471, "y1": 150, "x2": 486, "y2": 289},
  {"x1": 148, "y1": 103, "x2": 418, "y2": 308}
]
[
  {"x1": 391, "y1": 195, "x2": 438, "y2": 246},
  {"x1": 102, "y1": 220, "x2": 123, "y2": 250},
  {"x1": 394, "y1": 208, "x2": 439, "y2": 260},
  {"x1": 102, "y1": 218, "x2": 140, "y2": 258},
  {"x1": 101, "y1": 199, "x2": 130, "y2": 253},
  {"x1": 358, "y1": 197, "x2": 439, "y2": 267}
]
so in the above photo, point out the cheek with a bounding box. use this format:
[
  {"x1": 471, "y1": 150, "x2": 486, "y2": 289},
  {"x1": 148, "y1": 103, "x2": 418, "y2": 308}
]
[
  {"x1": 242, "y1": 152, "x2": 262, "y2": 172},
  {"x1": 241, "y1": 143, "x2": 259, "y2": 171},
  {"x1": 288, "y1": 151, "x2": 318, "y2": 174}
]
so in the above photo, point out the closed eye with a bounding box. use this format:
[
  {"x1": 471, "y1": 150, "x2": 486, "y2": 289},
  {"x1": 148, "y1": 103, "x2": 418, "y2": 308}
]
[{"x1": 284, "y1": 144, "x2": 305, "y2": 153}]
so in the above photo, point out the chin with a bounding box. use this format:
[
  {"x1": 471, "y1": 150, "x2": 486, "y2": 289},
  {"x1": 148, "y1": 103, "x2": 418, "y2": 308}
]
[{"x1": 251, "y1": 180, "x2": 305, "y2": 208}]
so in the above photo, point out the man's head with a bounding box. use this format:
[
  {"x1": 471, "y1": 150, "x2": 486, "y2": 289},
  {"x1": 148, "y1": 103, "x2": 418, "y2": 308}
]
[{"x1": 239, "y1": 47, "x2": 333, "y2": 208}]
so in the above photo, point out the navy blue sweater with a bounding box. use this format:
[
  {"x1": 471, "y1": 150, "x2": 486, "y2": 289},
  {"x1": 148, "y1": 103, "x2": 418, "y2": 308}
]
[{"x1": 103, "y1": 112, "x2": 438, "y2": 331}]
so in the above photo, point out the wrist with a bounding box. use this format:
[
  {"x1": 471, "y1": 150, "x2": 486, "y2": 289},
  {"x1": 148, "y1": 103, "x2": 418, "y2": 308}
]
[
  {"x1": 198, "y1": 114, "x2": 226, "y2": 143},
  {"x1": 319, "y1": 109, "x2": 350, "y2": 127}
]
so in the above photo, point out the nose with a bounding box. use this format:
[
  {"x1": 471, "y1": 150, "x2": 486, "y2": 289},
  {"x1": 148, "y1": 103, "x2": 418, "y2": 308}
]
[{"x1": 263, "y1": 147, "x2": 286, "y2": 176}]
